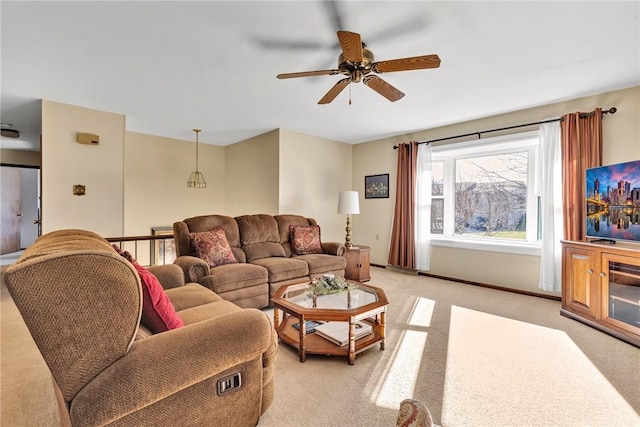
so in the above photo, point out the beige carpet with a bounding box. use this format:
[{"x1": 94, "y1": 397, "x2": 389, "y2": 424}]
[{"x1": 2, "y1": 267, "x2": 639, "y2": 426}]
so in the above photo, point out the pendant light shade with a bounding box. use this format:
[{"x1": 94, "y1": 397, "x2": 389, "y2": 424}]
[{"x1": 187, "y1": 128, "x2": 206, "y2": 189}]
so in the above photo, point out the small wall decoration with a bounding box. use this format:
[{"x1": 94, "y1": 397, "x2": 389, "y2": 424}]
[
  {"x1": 151, "y1": 227, "x2": 176, "y2": 265},
  {"x1": 365, "y1": 174, "x2": 389, "y2": 199}
]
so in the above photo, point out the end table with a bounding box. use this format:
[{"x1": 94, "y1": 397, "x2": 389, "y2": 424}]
[{"x1": 344, "y1": 245, "x2": 370, "y2": 282}]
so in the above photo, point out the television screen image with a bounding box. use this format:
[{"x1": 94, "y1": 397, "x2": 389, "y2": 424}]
[{"x1": 585, "y1": 159, "x2": 640, "y2": 242}]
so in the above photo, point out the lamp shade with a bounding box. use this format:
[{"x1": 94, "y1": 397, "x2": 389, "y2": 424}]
[{"x1": 337, "y1": 191, "x2": 360, "y2": 214}]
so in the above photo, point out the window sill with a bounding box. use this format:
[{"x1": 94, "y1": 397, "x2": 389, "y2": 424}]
[{"x1": 430, "y1": 238, "x2": 541, "y2": 256}]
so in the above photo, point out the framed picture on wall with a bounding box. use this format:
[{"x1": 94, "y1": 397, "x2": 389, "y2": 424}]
[
  {"x1": 365, "y1": 174, "x2": 389, "y2": 199},
  {"x1": 151, "y1": 227, "x2": 176, "y2": 265}
]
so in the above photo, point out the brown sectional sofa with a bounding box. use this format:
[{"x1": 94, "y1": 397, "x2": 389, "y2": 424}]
[
  {"x1": 173, "y1": 214, "x2": 346, "y2": 309},
  {"x1": 4, "y1": 229, "x2": 277, "y2": 427}
]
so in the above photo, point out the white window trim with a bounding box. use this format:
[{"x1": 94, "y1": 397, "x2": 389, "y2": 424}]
[
  {"x1": 430, "y1": 236, "x2": 541, "y2": 256},
  {"x1": 429, "y1": 131, "x2": 541, "y2": 254}
]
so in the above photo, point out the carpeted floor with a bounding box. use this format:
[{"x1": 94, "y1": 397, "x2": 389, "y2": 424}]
[{"x1": 2, "y1": 267, "x2": 639, "y2": 426}]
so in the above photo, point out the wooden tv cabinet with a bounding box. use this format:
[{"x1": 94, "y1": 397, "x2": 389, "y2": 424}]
[{"x1": 561, "y1": 240, "x2": 640, "y2": 347}]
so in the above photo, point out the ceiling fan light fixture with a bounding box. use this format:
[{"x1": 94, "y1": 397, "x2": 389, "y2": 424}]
[
  {"x1": 277, "y1": 30, "x2": 440, "y2": 104},
  {"x1": 186, "y1": 128, "x2": 207, "y2": 189}
]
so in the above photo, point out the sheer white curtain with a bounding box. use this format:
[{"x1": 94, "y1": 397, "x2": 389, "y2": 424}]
[
  {"x1": 415, "y1": 143, "x2": 432, "y2": 271},
  {"x1": 539, "y1": 121, "x2": 563, "y2": 291}
]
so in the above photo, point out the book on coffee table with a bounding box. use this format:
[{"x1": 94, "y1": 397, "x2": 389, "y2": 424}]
[
  {"x1": 314, "y1": 321, "x2": 373, "y2": 346},
  {"x1": 292, "y1": 320, "x2": 324, "y2": 334}
]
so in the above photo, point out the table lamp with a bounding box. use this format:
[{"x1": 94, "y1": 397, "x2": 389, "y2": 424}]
[{"x1": 337, "y1": 191, "x2": 360, "y2": 248}]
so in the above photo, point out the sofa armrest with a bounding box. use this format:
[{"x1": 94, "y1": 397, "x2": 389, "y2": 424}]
[
  {"x1": 322, "y1": 241, "x2": 345, "y2": 257},
  {"x1": 146, "y1": 264, "x2": 185, "y2": 289},
  {"x1": 174, "y1": 255, "x2": 210, "y2": 283},
  {"x1": 70, "y1": 309, "x2": 273, "y2": 425}
]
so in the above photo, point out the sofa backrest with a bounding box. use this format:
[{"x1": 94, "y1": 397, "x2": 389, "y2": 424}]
[
  {"x1": 3, "y1": 229, "x2": 142, "y2": 402},
  {"x1": 174, "y1": 214, "x2": 247, "y2": 263},
  {"x1": 274, "y1": 215, "x2": 318, "y2": 257},
  {"x1": 235, "y1": 214, "x2": 286, "y2": 262}
]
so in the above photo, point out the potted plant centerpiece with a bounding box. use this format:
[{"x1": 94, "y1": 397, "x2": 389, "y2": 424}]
[{"x1": 307, "y1": 275, "x2": 358, "y2": 307}]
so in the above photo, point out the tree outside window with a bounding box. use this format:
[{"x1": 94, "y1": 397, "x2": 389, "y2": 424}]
[{"x1": 427, "y1": 132, "x2": 539, "y2": 247}]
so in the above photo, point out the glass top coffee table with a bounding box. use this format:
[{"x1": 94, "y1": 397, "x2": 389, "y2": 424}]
[{"x1": 271, "y1": 280, "x2": 388, "y2": 365}]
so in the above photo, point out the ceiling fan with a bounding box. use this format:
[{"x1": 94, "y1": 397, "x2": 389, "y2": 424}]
[{"x1": 276, "y1": 31, "x2": 441, "y2": 104}]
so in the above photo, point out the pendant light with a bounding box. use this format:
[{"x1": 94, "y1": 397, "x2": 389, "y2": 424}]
[{"x1": 187, "y1": 128, "x2": 206, "y2": 188}]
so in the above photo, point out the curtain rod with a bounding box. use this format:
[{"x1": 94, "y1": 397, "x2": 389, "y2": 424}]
[{"x1": 392, "y1": 107, "x2": 617, "y2": 149}]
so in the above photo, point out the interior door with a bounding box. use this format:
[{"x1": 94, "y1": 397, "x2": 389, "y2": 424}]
[{"x1": 1, "y1": 167, "x2": 22, "y2": 254}]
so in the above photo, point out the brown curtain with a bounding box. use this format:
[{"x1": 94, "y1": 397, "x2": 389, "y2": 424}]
[
  {"x1": 388, "y1": 141, "x2": 419, "y2": 269},
  {"x1": 561, "y1": 108, "x2": 603, "y2": 241}
]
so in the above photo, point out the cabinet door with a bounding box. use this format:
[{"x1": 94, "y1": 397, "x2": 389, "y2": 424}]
[
  {"x1": 344, "y1": 248, "x2": 370, "y2": 282},
  {"x1": 601, "y1": 253, "x2": 640, "y2": 335},
  {"x1": 358, "y1": 248, "x2": 370, "y2": 282},
  {"x1": 562, "y1": 245, "x2": 599, "y2": 319}
]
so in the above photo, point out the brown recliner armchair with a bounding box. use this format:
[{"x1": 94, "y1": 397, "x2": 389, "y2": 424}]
[{"x1": 3, "y1": 229, "x2": 277, "y2": 427}]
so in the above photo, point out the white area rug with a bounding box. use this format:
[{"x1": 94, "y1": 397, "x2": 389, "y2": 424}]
[{"x1": 442, "y1": 306, "x2": 640, "y2": 426}]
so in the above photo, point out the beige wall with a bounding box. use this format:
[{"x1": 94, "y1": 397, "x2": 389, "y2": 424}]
[
  {"x1": 124, "y1": 131, "x2": 225, "y2": 236},
  {"x1": 224, "y1": 129, "x2": 353, "y2": 244},
  {"x1": 279, "y1": 129, "x2": 352, "y2": 243},
  {"x1": 224, "y1": 130, "x2": 280, "y2": 217},
  {"x1": 353, "y1": 86, "x2": 640, "y2": 295},
  {"x1": 0, "y1": 149, "x2": 40, "y2": 167},
  {"x1": 41, "y1": 100, "x2": 125, "y2": 236},
  {"x1": 36, "y1": 86, "x2": 638, "y2": 294}
]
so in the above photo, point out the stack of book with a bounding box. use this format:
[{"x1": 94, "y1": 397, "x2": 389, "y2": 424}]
[
  {"x1": 314, "y1": 321, "x2": 373, "y2": 346},
  {"x1": 292, "y1": 320, "x2": 323, "y2": 334}
]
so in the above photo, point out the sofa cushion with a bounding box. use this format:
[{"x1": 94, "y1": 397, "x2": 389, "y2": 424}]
[
  {"x1": 132, "y1": 262, "x2": 184, "y2": 333},
  {"x1": 190, "y1": 228, "x2": 238, "y2": 267},
  {"x1": 199, "y1": 263, "x2": 268, "y2": 295},
  {"x1": 236, "y1": 214, "x2": 286, "y2": 262},
  {"x1": 290, "y1": 225, "x2": 323, "y2": 255},
  {"x1": 275, "y1": 214, "x2": 318, "y2": 257},
  {"x1": 243, "y1": 242, "x2": 287, "y2": 262},
  {"x1": 175, "y1": 214, "x2": 247, "y2": 263},
  {"x1": 164, "y1": 283, "x2": 223, "y2": 312},
  {"x1": 211, "y1": 284, "x2": 270, "y2": 309},
  {"x1": 294, "y1": 253, "x2": 347, "y2": 276},
  {"x1": 177, "y1": 300, "x2": 243, "y2": 326},
  {"x1": 250, "y1": 257, "x2": 309, "y2": 283}
]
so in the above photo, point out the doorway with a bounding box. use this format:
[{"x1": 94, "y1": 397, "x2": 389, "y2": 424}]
[{"x1": 1, "y1": 165, "x2": 40, "y2": 254}]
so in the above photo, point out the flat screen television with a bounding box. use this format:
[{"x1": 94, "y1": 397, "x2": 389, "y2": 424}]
[{"x1": 585, "y1": 159, "x2": 640, "y2": 242}]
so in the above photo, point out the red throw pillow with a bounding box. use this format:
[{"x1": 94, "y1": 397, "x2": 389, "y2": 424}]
[
  {"x1": 290, "y1": 225, "x2": 323, "y2": 255},
  {"x1": 132, "y1": 262, "x2": 184, "y2": 333},
  {"x1": 190, "y1": 228, "x2": 238, "y2": 267}
]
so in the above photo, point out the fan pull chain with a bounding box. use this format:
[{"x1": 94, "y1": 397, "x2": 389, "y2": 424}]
[{"x1": 349, "y1": 82, "x2": 352, "y2": 105}]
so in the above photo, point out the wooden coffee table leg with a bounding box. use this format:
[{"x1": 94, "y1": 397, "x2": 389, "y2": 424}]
[
  {"x1": 299, "y1": 316, "x2": 306, "y2": 363},
  {"x1": 348, "y1": 318, "x2": 355, "y2": 365},
  {"x1": 273, "y1": 307, "x2": 280, "y2": 329},
  {"x1": 379, "y1": 311, "x2": 386, "y2": 351}
]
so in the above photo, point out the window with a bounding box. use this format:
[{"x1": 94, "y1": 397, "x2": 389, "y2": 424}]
[{"x1": 427, "y1": 131, "x2": 540, "y2": 253}]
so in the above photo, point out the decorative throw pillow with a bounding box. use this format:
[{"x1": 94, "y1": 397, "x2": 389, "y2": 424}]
[
  {"x1": 112, "y1": 245, "x2": 184, "y2": 333},
  {"x1": 133, "y1": 262, "x2": 184, "y2": 333},
  {"x1": 190, "y1": 228, "x2": 238, "y2": 267},
  {"x1": 290, "y1": 225, "x2": 323, "y2": 255}
]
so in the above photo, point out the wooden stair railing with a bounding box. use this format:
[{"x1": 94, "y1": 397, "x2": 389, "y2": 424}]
[{"x1": 105, "y1": 234, "x2": 176, "y2": 266}]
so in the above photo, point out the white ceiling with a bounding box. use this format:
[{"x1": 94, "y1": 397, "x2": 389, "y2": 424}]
[{"x1": 1, "y1": 1, "x2": 639, "y2": 152}]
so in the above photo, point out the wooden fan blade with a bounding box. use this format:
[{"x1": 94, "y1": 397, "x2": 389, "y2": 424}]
[
  {"x1": 337, "y1": 31, "x2": 363, "y2": 63},
  {"x1": 277, "y1": 69, "x2": 341, "y2": 79},
  {"x1": 363, "y1": 75, "x2": 405, "y2": 102},
  {"x1": 318, "y1": 78, "x2": 350, "y2": 104},
  {"x1": 372, "y1": 54, "x2": 441, "y2": 73}
]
